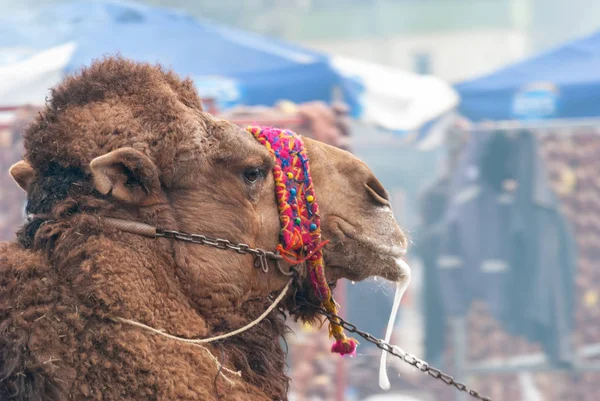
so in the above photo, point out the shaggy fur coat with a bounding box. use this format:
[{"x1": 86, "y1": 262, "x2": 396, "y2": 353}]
[{"x1": 0, "y1": 58, "x2": 293, "y2": 401}]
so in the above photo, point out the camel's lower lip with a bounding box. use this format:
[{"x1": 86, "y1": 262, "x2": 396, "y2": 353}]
[
  {"x1": 394, "y1": 258, "x2": 411, "y2": 280},
  {"x1": 371, "y1": 258, "x2": 411, "y2": 283}
]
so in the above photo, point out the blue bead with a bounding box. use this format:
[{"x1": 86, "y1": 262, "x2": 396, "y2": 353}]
[
  {"x1": 290, "y1": 188, "x2": 297, "y2": 196},
  {"x1": 309, "y1": 223, "x2": 317, "y2": 231}
]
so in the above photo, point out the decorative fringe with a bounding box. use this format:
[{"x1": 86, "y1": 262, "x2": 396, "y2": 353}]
[{"x1": 248, "y1": 126, "x2": 358, "y2": 356}]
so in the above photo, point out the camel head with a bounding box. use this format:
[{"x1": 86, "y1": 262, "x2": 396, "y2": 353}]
[{"x1": 9, "y1": 58, "x2": 408, "y2": 315}]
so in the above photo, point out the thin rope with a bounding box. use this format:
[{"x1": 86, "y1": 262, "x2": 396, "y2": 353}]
[
  {"x1": 110, "y1": 317, "x2": 241, "y2": 383},
  {"x1": 113, "y1": 279, "x2": 293, "y2": 380}
]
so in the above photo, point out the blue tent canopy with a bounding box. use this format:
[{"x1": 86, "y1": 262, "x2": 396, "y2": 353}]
[
  {"x1": 456, "y1": 30, "x2": 600, "y2": 122},
  {"x1": 0, "y1": 1, "x2": 340, "y2": 110}
]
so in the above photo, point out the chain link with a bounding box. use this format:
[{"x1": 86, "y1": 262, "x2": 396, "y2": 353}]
[
  {"x1": 156, "y1": 228, "x2": 490, "y2": 401},
  {"x1": 316, "y1": 307, "x2": 492, "y2": 401},
  {"x1": 157, "y1": 229, "x2": 282, "y2": 261}
]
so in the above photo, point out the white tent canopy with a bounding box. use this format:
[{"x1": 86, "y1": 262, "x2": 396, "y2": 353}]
[{"x1": 331, "y1": 55, "x2": 459, "y2": 133}]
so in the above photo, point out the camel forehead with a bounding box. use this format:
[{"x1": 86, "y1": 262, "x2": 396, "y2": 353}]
[
  {"x1": 24, "y1": 104, "x2": 270, "y2": 192},
  {"x1": 26, "y1": 100, "x2": 200, "y2": 170}
]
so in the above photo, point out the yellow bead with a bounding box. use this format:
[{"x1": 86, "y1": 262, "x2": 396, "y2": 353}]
[
  {"x1": 287, "y1": 172, "x2": 294, "y2": 179},
  {"x1": 307, "y1": 195, "x2": 314, "y2": 202}
]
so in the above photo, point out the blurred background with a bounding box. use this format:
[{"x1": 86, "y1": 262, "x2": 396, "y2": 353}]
[{"x1": 1, "y1": 1, "x2": 600, "y2": 400}]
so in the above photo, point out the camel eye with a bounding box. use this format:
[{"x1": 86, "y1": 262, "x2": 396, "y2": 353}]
[{"x1": 243, "y1": 167, "x2": 264, "y2": 184}]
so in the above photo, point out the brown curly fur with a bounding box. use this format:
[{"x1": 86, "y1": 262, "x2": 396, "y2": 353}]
[
  {"x1": 1, "y1": 58, "x2": 292, "y2": 401},
  {"x1": 1, "y1": 218, "x2": 289, "y2": 400}
]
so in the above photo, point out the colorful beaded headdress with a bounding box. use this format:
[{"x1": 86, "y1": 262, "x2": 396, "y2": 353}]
[{"x1": 248, "y1": 126, "x2": 358, "y2": 356}]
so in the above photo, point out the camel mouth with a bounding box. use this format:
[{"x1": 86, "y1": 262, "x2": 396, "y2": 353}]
[
  {"x1": 324, "y1": 253, "x2": 406, "y2": 283},
  {"x1": 323, "y1": 216, "x2": 408, "y2": 283}
]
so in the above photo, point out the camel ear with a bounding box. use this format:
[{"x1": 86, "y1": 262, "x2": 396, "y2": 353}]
[
  {"x1": 90, "y1": 147, "x2": 161, "y2": 204},
  {"x1": 9, "y1": 160, "x2": 35, "y2": 192}
]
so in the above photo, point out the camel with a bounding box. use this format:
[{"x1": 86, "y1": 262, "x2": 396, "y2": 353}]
[{"x1": 0, "y1": 57, "x2": 409, "y2": 401}]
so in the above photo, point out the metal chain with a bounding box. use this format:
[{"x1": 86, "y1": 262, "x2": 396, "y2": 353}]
[
  {"x1": 156, "y1": 228, "x2": 491, "y2": 401},
  {"x1": 316, "y1": 307, "x2": 492, "y2": 401},
  {"x1": 157, "y1": 229, "x2": 280, "y2": 260},
  {"x1": 156, "y1": 229, "x2": 284, "y2": 274}
]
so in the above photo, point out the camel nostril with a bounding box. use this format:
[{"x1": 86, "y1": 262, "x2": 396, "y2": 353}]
[{"x1": 365, "y1": 176, "x2": 391, "y2": 207}]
